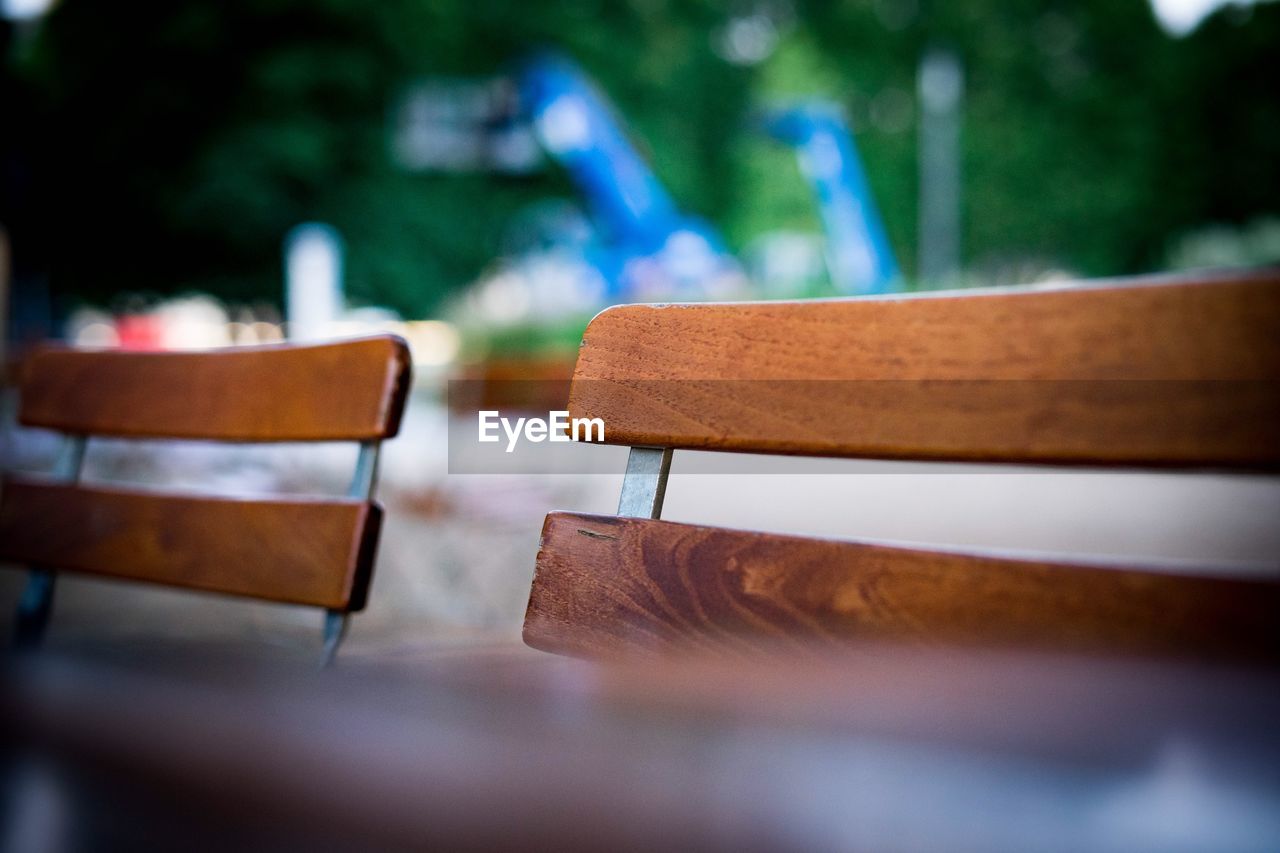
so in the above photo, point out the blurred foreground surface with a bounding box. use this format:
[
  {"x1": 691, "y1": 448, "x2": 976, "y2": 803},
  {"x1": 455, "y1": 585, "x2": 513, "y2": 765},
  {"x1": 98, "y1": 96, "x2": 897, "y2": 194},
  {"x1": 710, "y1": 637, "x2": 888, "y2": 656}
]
[{"x1": 2, "y1": 643, "x2": 1278, "y2": 851}]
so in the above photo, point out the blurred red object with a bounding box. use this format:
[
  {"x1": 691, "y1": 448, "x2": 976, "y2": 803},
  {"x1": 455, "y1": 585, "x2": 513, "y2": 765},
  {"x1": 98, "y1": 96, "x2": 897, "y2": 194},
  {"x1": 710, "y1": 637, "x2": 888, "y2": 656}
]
[{"x1": 114, "y1": 313, "x2": 164, "y2": 350}]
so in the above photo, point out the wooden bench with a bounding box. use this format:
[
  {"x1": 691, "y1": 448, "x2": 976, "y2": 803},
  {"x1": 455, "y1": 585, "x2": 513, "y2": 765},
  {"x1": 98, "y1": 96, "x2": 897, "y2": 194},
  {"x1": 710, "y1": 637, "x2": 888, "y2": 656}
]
[
  {"x1": 524, "y1": 270, "x2": 1280, "y2": 661},
  {"x1": 0, "y1": 335, "x2": 411, "y2": 663}
]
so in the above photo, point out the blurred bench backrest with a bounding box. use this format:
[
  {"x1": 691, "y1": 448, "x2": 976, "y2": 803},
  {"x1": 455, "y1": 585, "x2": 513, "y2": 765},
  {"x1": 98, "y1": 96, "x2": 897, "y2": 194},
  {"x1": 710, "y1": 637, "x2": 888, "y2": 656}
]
[
  {"x1": 524, "y1": 271, "x2": 1280, "y2": 660},
  {"x1": 0, "y1": 335, "x2": 412, "y2": 661}
]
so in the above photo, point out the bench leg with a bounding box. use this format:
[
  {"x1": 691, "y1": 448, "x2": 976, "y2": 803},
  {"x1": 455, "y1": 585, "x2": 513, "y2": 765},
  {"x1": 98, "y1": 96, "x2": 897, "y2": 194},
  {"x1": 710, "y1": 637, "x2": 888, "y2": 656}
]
[
  {"x1": 13, "y1": 569, "x2": 55, "y2": 650},
  {"x1": 320, "y1": 609, "x2": 349, "y2": 668}
]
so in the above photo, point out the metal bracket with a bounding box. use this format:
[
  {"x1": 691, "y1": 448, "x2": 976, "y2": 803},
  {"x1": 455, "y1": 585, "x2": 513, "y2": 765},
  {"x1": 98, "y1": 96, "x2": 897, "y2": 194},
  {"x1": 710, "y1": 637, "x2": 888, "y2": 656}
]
[
  {"x1": 13, "y1": 571, "x2": 56, "y2": 650},
  {"x1": 320, "y1": 440, "x2": 381, "y2": 666},
  {"x1": 617, "y1": 447, "x2": 673, "y2": 519},
  {"x1": 52, "y1": 435, "x2": 88, "y2": 480},
  {"x1": 320, "y1": 609, "x2": 349, "y2": 669},
  {"x1": 14, "y1": 435, "x2": 87, "y2": 650},
  {"x1": 348, "y1": 440, "x2": 381, "y2": 500}
]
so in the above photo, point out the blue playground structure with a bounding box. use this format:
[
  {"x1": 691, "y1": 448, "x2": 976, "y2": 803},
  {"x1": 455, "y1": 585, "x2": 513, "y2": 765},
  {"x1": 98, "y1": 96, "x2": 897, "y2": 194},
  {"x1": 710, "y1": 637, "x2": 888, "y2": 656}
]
[
  {"x1": 756, "y1": 103, "x2": 900, "y2": 294},
  {"x1": 516, "y1": 53, "x2": 740, "y2": 303},
  {"x1": 462, "y1": 52, "x2": 901, "y2": 319}
]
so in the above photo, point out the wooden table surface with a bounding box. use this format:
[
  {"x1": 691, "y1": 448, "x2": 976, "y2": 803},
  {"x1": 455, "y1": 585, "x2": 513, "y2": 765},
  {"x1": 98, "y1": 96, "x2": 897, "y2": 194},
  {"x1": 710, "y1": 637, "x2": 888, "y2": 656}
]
[{"x1": 3, "y1": 641, "x2": 1279, "y2": 852}]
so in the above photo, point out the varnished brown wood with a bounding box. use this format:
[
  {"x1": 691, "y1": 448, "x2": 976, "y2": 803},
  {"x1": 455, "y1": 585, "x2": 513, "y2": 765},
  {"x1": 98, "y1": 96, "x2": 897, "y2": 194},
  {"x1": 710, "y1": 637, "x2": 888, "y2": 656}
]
[
  {"x1": 0, "y1": 479, "x2": 382, "y2": 610},
  {"x1": 568, "y1": 270, "x2": 1280, "y2": 467},
  {"x1": 18, "y1": 335, "x2": 412, "y2": 442},
  {"x1": 525, "y1": 512, "x2": 1280, "y2": 661}
]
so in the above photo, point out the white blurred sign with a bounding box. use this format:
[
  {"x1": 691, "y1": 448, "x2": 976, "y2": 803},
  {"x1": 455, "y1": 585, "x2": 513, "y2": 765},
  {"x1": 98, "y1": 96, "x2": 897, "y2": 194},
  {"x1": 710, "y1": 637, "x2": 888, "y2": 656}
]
[{"x1": 285, "y1": 223, "x2": 343, "y2": 342}]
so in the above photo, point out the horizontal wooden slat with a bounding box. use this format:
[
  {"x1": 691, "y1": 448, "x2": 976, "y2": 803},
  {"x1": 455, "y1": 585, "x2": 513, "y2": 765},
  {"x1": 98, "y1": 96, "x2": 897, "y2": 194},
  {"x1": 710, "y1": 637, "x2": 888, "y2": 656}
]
[
  {"x1": 0, "y1": 480, "x2": 382, "y2": 610},
  {"x1": 568, "y1": 271, "x2": 1280, "y2": 467},
  {"x1": 18, "y1": 335, "x2": 412, "y2": 441},
  {"x1": 525, "y1": 512, "x2": 1280, "y2": 661}
]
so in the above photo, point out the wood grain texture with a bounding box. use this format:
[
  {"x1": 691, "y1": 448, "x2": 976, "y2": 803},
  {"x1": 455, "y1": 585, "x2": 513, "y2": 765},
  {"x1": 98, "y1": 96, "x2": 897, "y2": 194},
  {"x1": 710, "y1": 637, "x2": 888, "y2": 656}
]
[
  {"x1": 18, "y1": 335, "x2": 412, "y2": 441},
  {"x1": 0, "y1": 479, "x2": 382, "y2": 610},
  {"x1": 568, "y1": 270, "x2": 1280, "y2": 466},
  {"x1": 525, "y1": 512, "x2": 1280, "y2": 661}
]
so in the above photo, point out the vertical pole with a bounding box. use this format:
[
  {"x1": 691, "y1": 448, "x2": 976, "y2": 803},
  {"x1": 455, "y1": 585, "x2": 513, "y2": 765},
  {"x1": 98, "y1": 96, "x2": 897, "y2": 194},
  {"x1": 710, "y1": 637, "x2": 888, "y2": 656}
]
[
  {"x1": 917, "y1": 48, "x2": 964, "y2": 287},
  {"x1": 285, "y1": 223, "x2": 344, "y2": 342}
]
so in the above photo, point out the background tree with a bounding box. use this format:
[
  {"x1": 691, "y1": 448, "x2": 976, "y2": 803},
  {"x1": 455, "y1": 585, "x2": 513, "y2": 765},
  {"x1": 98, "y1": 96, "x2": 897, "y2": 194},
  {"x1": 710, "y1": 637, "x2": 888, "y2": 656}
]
[{"x1": 3, "y1": 0, "x2": 1277, "y2": 321}]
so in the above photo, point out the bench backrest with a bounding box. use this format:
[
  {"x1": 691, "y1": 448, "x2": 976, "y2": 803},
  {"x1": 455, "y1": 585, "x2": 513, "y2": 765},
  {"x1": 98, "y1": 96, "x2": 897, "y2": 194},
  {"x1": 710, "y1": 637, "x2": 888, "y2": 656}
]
[
  {"x1": 524, "y1": 271, "x2": 1280, "y2": 660},
  {"x1": 0, "y1": 336, "x2": 411, "y2": 656}
]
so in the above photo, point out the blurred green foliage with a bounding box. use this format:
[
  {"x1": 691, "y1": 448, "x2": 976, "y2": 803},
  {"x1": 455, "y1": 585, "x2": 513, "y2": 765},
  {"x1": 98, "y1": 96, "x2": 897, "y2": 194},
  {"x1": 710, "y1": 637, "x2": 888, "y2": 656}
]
[{"x1": 3, "y1": 0, "x2": 1277, "y2": 317}]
